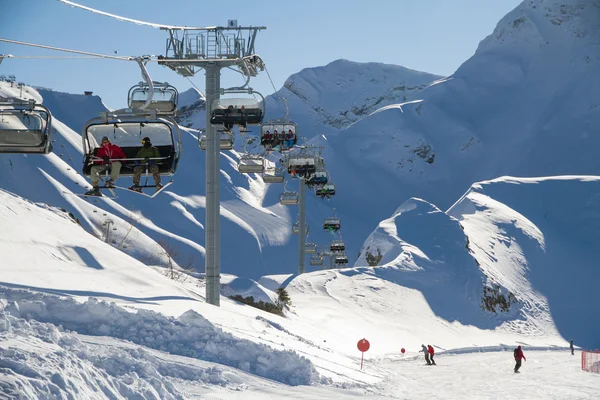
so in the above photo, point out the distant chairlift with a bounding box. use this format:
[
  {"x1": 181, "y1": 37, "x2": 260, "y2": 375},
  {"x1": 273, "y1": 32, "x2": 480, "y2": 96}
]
[
  {"x1": 323, "y1": 216, "x2": 341, "y2": 232},
  {"x1": 330, "y1": 239, "x2": 346, "y2": 253},
  {"x1": 81, "y1": 110, "x2": 181, "y2": 179},
  {"x1": 280, "y1": 191, "x2": 299, "y2": 205},
  {"x1": 210, "y1": 89, "x2": 265, "y2": 130},
  {"x1": 199, "y1": 131, "x2": 234, "y2": 150},
  {"x1": 238, "y1": 154, "x2": 265, "y2": 174},
  {"x1": 0, "y1": 99, "x2": 53, "y2": 154},
  {"x1": 292, "y1": 221, "x2": 309, "y2": 235},
  {"x1": 128, "y1": 81, "x2": 178, "y2": 115},
  {"x1": 306, "y1": 170, "x2": 328, "y2": 187},
  {"x1": 287, "y1": 156, "x2": 316, "y2": 178},
  {"x1": 309, "y1": 254, "x2": 324, "y2": 266},
  {"x1": 304, "y1": 242, "x2": 318, "y2": 254},
  {"x1": 316, "y1": 183, "x2": 336, "y2": 199},
  {"x1": 334, "y1": 254, "x2": 349, "y2": 266},
  {"x1": 260, "y1": 121, "x2": 298, "y2": 151},
  {"x1": 263, "y1": 167, "x2": 285, "y2": 184}
]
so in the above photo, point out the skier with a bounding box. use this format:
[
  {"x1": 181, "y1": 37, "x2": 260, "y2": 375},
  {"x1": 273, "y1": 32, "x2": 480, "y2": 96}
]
[
  {"x1": 514, "y1": 345, "x2": 526, "y2": 373},
  {"x1": 570, "y1": 339, "x2": 574, "y2": 355},
  {"x1": 86, "y1": 136, "x2": 126, "y2": 196},
  {"x1": 419, "y1": 344, "x2": 431, "y2": 365},
  {"x1": 129, "y1": 137, "x2": 162, "y2": 193},
  {"x1": 428, "y1": 345, "x2": 436, "y2": 365}
]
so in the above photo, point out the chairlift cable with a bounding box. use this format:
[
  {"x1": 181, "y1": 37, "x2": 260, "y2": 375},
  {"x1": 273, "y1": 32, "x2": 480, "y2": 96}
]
[
  {"x1": 57, "y1": 0, "x2": 206, "y2": 30},
  {"x1": 185, "y1": 77, "x2": 205, "y2": 100},
  {"x1": 0, "y1": 38, "x2": 131, "y2": 61},
  {"x1": 3, "y1": 55, "x2": 103, "y2": 59}
]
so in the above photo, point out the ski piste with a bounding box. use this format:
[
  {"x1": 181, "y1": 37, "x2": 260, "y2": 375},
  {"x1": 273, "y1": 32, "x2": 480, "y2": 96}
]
[{"x1": 115, "y1": 181, "x2": 174, "y2": 198}]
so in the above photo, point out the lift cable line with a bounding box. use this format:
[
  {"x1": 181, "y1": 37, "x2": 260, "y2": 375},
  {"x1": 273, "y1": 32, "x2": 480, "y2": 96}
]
[
  {"x1": 0, "y1": 38, "x2": 130, "y2": 61},
  {"x1": 57, "y1": 0, "x2": 206, "y2": 30}
]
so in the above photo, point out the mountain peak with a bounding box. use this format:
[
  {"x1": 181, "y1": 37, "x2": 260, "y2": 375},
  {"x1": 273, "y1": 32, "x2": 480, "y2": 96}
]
[{"x1": 475, "y1": 0, "x2": 599, "y2": 55}]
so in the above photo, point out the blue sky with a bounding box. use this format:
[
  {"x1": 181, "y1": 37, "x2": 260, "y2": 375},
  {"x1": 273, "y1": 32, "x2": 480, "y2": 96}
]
[{"x1": 0, "y1": 0, "x2": 521, "y2": 110}]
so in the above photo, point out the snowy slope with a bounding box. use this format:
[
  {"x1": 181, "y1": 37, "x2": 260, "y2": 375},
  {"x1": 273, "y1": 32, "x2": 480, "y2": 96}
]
[
  {"x1": 2, "y1": 185, "x2": 598, "y2": 399},
  {"x1": 447, "y1": 176, "x2": 600, "y2": 349}
]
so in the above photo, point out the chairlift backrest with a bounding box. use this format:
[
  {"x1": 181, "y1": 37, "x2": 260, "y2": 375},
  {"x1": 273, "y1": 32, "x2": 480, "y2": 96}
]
[{"x1": 128, "y1": 82, "x2": 178, "y2": 115}]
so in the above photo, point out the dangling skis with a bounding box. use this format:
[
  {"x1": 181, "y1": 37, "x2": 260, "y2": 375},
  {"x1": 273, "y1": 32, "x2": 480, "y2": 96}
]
[
  {"x1": 65, "y1": 185, "x2": 118, "y2": 199},
  {"x1": 115, "y1": 181, "x2": 173, "y2": 199}
]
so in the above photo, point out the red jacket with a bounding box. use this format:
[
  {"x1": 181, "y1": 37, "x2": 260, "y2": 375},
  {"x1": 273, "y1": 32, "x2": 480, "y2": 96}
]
[
  {"x1": 95, "y1": 143, "x2": 126, "y2": 165},
  {"x1": 515, "y1": 347, "x2": 526, "y2": 361},
  {"x1": 428, "y1": 345, "x2": 435, "y2": 355}
]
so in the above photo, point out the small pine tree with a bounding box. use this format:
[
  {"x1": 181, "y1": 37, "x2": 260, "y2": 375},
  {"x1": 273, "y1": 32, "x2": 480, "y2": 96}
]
[{"x1": 276, "y1": 287, "x2": 292, "y2": 307}]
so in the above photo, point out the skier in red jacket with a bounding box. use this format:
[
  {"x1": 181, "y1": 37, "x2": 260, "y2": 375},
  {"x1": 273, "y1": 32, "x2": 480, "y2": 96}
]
[
  {"x1": 514, "y1": 345, "x2": 526, "y2": 373},
  {"x1": 86, "y1": 136, "x2": 127, "y2": 196},
  {"x1": 427, "y1": 345, "x2": 436, "y2": 365}
]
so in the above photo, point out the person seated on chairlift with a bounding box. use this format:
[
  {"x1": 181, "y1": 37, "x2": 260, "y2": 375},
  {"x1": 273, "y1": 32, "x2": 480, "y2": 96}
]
[
  {"x1": 129, "y1": 136, "x2": 162, "y2": 193},
  {"x1": 262, "y1": 130, "x2": 272, "y2": 149},
  {"x1": 285, "y1": 129, "x2": 295, "y2": 148},
  {"x1": 85, "y1": 136, "x2": 126, "y2": 196}
]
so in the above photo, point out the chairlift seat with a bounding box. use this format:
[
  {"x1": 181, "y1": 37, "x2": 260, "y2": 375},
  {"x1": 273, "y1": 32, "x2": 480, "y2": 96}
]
[
  {"x1": 263, "y1": 174, "x2": 284, "y2": 184},
  {"x1": 279, "y1": 191, "x2": 299, "y2": 205},
  {"x1": 82, "y1": 117, "x2": 181, "y2": 177},
  {"x1": 334, "y1": 255, "x2": 349, "y2": 265},
  {"x1": 0, "y1": 102, "x2": 52, "y2": 154},
  {"x1": 323, "y1": 217, "x2": 341, "y2": 231},
  {"x1": 199, "y1": 133, "x2": 234, "y2": 150},
  {"x1": 310, "y1": 255, "x2": 324, "y2": 266},
  {"x1": 238, "y1": 156, "x2": 264, "y2": 174},
  {"x1": 304, "y1": 242, "x2": 318, "y2": 254},
  {"x1": 330, "y1": 240, "x2": 346, "y2": 252},
  {"x1": 211, "y1": 98, "x2": 264, "y2": 127}
]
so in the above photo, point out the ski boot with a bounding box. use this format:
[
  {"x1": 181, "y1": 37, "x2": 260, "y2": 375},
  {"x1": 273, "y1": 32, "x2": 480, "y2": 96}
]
[
  {"x1": 128, "y1": 185, "x2": 142, "y2": 193},
  {"x1": 84, "y1": 187, "x2": 101, "y2": 196},
  {"x1": 105, "y1": 179, "x2": 116, "y2": 188}
]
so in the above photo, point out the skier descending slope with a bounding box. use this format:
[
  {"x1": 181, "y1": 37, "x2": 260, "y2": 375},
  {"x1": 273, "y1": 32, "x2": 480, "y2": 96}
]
[
  {"x1": 428, "y1": 345, "x2": 436, "y2": 365},
  {"x1": 514, "y1": 345, "x2": 526, "y2": 373},
  {"x1": 419, "y1": 344, "x2": 431, "y2": 365}
]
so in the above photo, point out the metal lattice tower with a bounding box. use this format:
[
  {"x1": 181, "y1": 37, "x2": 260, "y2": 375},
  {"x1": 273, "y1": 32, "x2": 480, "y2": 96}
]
[{"x1": 158, "y1": 23, "x2": 266, "y2": 306}]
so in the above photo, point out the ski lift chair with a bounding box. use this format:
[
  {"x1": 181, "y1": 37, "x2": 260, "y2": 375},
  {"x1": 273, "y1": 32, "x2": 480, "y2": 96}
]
[
  {"x1": 316, "y1": 183, "x2": 336, "y2": 198},
  {"x1": 323, "y1": 217, "x2": 341, "y2": 232},
  {"x1": 334, "y1": 254, "x2": 349, "y2": 266},
  {"x1": 0, "y1": 100, "x2": 53, "y2": 154},
  {"x1": 330, "y1": 239, "x2": 346, "y2": 252},
  {"x1": 199, "y1": 131, "x2": 234, "y2": 150},
  {"x1": 82, "y1": 111, "x2": 181, "y2": 179},
  {"x1": 238, "y1": 154, "x2": 265, "y2": 174},
  {"x1": 279, "y1": 191, "x2": 299, "y2": 205},
  {"x1": 306, "y1": 170, "x2": 328, "y2": 187},
  {"x1": 304, "y1": 242, "x2": 318, "y2": 254},
  {"x1": 263, "y1": 167, "x2": 285, "y2": 183},
  {"x1": 128, "y1": 82, "x2": 178, "y2": 115},
  {"x1": 210, "y1": 98, "x2": 264, "y2": 129},
  {"x1": 310, "y1": 254, "x2": 324, "y2": 266},
  {"x1": 292, "y1": 221, "x2": 309, "y2": 235}
]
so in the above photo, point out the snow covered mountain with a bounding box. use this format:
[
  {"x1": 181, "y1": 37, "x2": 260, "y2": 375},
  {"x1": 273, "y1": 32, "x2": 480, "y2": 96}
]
[
  {"x1": 310, "y1": 0, "x2": 600, "y2": 261},
  {"x1": 263, "y1": 59, "x2": 442, "y2": 138}
]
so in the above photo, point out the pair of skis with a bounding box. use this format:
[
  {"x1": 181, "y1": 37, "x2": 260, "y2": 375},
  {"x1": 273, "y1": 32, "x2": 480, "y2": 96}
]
[{"x1": 68, "y1": 181, "x2": 173, "y2": 199}]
